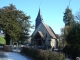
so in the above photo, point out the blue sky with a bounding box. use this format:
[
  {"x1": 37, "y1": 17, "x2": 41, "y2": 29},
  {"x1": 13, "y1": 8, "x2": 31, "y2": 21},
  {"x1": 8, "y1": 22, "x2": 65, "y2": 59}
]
[{"x1": 0, "y1": 0, "x2": 80, "y2": 35}]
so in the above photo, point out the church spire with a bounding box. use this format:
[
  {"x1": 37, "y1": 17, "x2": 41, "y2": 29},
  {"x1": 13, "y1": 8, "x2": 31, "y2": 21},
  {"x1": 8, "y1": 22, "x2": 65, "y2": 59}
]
[
  {"x1": 37, "y1": 8, "x2": 43, "y2": 20},
  {"x1": 35, "y1": 8, "x2": 43, "y2": 29}
]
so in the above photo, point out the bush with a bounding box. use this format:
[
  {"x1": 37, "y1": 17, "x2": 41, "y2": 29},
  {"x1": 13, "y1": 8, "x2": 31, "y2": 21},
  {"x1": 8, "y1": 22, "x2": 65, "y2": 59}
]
[
  {"x1": 63, "y1": 45, "x2": 80, "y2": 59},
  {"x1": 21, "y1": 47, "x2": 65, "y2": 60}
]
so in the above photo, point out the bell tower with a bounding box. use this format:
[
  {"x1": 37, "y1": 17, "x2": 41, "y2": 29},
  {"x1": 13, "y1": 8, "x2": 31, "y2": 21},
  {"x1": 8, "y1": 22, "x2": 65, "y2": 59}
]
[{"x1": 35, "y1": 8, "x2": 43, "y2": 29}]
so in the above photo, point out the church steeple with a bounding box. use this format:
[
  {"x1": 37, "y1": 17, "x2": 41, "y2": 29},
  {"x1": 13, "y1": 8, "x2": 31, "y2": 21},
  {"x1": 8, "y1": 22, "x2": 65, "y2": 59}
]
[{"x1": 35, "y1": 8, "x2": 43, "y2": 29}]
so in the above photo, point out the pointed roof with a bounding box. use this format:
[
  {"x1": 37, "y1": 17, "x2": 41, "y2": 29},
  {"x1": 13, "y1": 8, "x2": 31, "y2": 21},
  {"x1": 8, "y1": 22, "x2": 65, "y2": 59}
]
[
  {"x1": 36, "y1": 8, "x2": 43, "y2": 21},
  {"x1": 42, "y1": 22, "x2": 57, "y2": 39},
  {"x1": 35, "y1": 31, "x2": 44, "y2": 39},
  {"x1": 32, "y1": 22, "x2": 57, "y2": 39},
  {"x1": 38, "y1": 31, "x2": 44, "y2": 39}
]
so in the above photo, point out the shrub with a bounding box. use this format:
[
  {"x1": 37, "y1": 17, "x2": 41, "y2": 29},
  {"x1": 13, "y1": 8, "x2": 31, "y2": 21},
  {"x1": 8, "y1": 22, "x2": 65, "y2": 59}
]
[
  {"x1": 63, "y1": 45, "x2": 80, "y2": 59},
  {"x1": 21, "y1": 47, "x2": 65, "y2": 60}
]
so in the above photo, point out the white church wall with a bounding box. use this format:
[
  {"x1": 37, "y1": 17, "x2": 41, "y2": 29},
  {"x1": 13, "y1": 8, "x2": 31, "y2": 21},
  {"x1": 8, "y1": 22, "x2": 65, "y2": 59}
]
[
  {"x1": 33, "y1": 23, "x2": 48, "y2": 38},
  {"x1": 50, "y1": 39, "x2": 56, "y2": 48},
  {"x1": 32, "y1": 23, "x2": 52, "y2": 46},
  {"x1": 32, "y1": 22, "x2": 58, "y2": 49}
]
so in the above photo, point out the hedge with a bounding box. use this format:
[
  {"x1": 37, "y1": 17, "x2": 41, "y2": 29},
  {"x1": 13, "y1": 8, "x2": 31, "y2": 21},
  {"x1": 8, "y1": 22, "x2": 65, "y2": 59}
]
[
  {"x1": 63, "y1": 45, "x2": 80, "y2": 60},
  {"x1": 21, "y1": 47, "x2": 66, "y2": 60}
]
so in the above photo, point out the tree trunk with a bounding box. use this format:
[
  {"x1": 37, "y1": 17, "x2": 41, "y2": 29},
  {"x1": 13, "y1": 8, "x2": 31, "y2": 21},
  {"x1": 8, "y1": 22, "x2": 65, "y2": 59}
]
[{"x1": 5, "y1": 32, "x2": 10, "y2": 45}]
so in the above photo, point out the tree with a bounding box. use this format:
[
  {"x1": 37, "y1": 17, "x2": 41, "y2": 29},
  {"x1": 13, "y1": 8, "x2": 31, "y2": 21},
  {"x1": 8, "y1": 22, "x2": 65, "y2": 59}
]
[
  {"x1": 63, "y1": 7, "x2": 75, "y2": 44},
  {"x1": 0, "y1": 4, "x2": 32, "y2": 45},
  {"x1": 60, "y1": 28, "x2": 67, "y2": 47},
  {"x1": 66, "y1": 10, "x2": 80, "y2": 46},
  {"x1": 66, "y1": 23, "x2": 80, "y2": 45},
  {"x1": 75, "y1": 10, "x2": 80, "y2": 22},
  {"x1": 63, "y1": 23, "x2": 80, "y2": 59},
  {"x1": 63, "y1": 7, "x2": 75, "y2": 26},
  {"x1": 63, "y1": 8, "x2": 80, "y2": 59},
  {"x1": 64, "y1": 8, "x2": 80, "y2": 45}
]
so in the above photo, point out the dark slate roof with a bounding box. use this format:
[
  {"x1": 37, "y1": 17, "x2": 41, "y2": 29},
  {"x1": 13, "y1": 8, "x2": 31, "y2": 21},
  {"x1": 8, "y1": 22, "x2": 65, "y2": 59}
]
[{"x1": 36, "y1": 8, "x2": 43, "y2": 21}]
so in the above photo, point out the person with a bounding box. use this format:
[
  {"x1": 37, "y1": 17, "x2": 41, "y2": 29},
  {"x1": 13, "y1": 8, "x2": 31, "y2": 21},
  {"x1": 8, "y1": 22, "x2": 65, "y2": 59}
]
[{"x1": 52, "y1": 47, "x2": 54, "y2": 51}]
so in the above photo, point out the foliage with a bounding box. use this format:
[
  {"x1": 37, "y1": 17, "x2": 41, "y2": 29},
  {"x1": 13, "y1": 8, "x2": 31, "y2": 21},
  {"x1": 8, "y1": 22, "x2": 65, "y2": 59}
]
[
  {"x1": 63, "y1": 8, "x2": 80, "y2": 60},
  {"x1": 63, "y1": 44, "x2": 80, "y2": 59},
  {"x1": 55, "y1": 34, "x2": 60, "y2": 38},
  {"x1": 63, "y1": 7, "x2": 75, "y2": 26},
  {"x1": 21, "y1": 47, "x2": 66, "y2": 60},
  {"x1": 19, "y1": 33, "x2": 30, "y2": 42},
  {"x1": 62, "y1": 7, "x2": 75, "y2": 45},
  {"x1": 66, "y1": 23, "x2": 80, "y2": 45},
  {"x1": 75, "y1": 10, "x2": 80, "y2": 22},
  {"x1": 63, "y1": 7, "x2": 75, "y2": 35},
  {"x1": 60, "y1": 28, "x2": 67, "y2": 47},
  {"x1": 0, "y1": 36, "x2": 6, "y2": 44},
  {"x1": 0, "y1": 4, "x2": 32, "y2": 44}
]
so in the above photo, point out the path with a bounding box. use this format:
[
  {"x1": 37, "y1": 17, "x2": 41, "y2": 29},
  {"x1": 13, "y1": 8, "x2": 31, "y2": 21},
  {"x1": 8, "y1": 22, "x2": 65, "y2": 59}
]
[{"x1": 0, "y1": 51, "x2": 33, "y2": 60}]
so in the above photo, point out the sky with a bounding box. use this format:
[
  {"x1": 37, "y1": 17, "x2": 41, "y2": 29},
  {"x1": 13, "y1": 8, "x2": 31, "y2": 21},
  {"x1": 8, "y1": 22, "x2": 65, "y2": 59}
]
[{"x1": 0, "y1": 0, "x2": 80, "y2": 35}]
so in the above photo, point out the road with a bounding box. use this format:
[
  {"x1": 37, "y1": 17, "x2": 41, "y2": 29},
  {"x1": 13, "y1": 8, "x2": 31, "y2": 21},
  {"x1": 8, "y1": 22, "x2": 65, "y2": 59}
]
[{"x1": 0, "y1": 51, "x2": 33, "y2": 60}]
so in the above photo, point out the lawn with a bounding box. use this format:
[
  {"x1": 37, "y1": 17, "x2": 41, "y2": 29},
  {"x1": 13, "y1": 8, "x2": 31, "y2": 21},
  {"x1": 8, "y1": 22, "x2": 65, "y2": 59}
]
[{"x1": 0, "y1": 36, "x2": 6, "y2": 44}]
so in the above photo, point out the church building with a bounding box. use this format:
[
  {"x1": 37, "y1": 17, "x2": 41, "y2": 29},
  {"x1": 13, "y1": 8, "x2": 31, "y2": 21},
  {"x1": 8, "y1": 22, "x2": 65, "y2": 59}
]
[{"x1": 31, "y1": 8, "x2": 58, "y2": 49}]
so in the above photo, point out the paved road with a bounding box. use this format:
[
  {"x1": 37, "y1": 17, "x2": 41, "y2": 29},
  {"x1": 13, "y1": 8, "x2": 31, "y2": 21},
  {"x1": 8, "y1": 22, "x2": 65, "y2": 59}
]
[{"x1": 0, "y1": 51, "x2": 33, "y2": 60}]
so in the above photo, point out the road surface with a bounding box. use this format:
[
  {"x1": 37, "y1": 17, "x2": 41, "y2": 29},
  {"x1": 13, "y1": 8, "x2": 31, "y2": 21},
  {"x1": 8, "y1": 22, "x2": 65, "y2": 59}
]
[{"x1": 0, "y1": 51, "x2": 33, "y2": 60}]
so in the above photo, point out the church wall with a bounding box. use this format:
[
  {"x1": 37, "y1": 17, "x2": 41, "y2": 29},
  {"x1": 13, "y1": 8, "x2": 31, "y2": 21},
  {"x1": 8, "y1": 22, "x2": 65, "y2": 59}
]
[
  {"x1": 32, "y1": 23, "x2": 46, "y2": 46},
  {"x1": 32, "y1": 22, "x2": 57, "y2": 49},
  {"x1": 31, "y1": 8, "x2": 58, "y2": 50},
  {"x1": 50, "y1": 39, "x2": 56, "y2": 48},
  {"x1": 45, "y1": 34, "x2": 51, "y2": 46},
  {"x1": 32, "y1": 23, "x2": 47, "y2": 37},
  {"x1": 32, "y1": 23, "x2": 51, "y2": 46}
]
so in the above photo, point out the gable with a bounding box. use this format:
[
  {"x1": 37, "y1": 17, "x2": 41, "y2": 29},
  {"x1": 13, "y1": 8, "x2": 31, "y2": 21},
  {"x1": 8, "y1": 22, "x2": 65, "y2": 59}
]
[
  {"x1": 42, "y1": 22, "x2": 57, "y2": 39},
  {"x1": 32, "y1": 22, "x2": 47, "y2": 36},
  {"x1": 32, "y1": 22, "x2": 57, "y2": 39},
  {"x1": 34, "y1": 31, "x2": 44, "y2": 39}
]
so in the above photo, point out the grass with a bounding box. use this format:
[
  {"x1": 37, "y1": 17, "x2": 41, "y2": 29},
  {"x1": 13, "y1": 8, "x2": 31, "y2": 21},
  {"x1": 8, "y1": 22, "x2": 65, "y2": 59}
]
[{"x1": 0, "y1": 36, "x2": 6, "y2": 44}]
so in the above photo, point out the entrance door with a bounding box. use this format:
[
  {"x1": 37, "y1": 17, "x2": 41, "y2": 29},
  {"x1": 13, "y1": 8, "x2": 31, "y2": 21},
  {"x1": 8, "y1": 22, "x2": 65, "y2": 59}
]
[{"x1": 38, "y1": 40, "x2": 42, "y2": 46}]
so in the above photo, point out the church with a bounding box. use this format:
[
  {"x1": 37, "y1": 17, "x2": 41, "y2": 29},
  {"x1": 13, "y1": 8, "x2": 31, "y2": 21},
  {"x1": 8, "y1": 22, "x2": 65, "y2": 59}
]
[{"x1": 31, "y1": 8, "x2": 58, "y2": 49}]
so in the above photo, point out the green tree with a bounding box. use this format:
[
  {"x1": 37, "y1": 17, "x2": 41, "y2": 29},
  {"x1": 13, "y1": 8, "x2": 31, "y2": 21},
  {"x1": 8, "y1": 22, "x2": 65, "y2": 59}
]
[
  {"x1": 63, "y1": 23, "x2": 80, "y2": 59},
  {"x1": 0, "y1": 4, "x2": 32, "y2": 45},
  {"x1": 66, "y1": 10, "x2": 80, "y2": 46},
  {"x1": 60, "y1": 28, "x2": 67, "y2": 47},
  {"x1": 63, "y1": 8, "x2": 80, "y2": 59},
  {"x1": 63, "y1": 7, "x2": 75, "y2": 26},
  {"x1": 66, "y1": 23, "x2": 80, "y2": 45},
  {"x1": 63, "y1": 7, "x2": 75, "y2": 44}
]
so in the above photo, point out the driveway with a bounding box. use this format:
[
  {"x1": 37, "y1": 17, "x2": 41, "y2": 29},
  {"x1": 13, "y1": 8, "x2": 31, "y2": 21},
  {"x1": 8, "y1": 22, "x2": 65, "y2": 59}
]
[{"x1": 0, "y1": 51, "x2": 33, "y2": 60}]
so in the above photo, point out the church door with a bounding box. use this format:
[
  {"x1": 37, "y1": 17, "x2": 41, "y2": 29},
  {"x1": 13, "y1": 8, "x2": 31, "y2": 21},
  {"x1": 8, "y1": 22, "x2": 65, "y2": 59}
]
[{"x1": 38, "y1": 40, "x2": 42, "y2": 46}]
